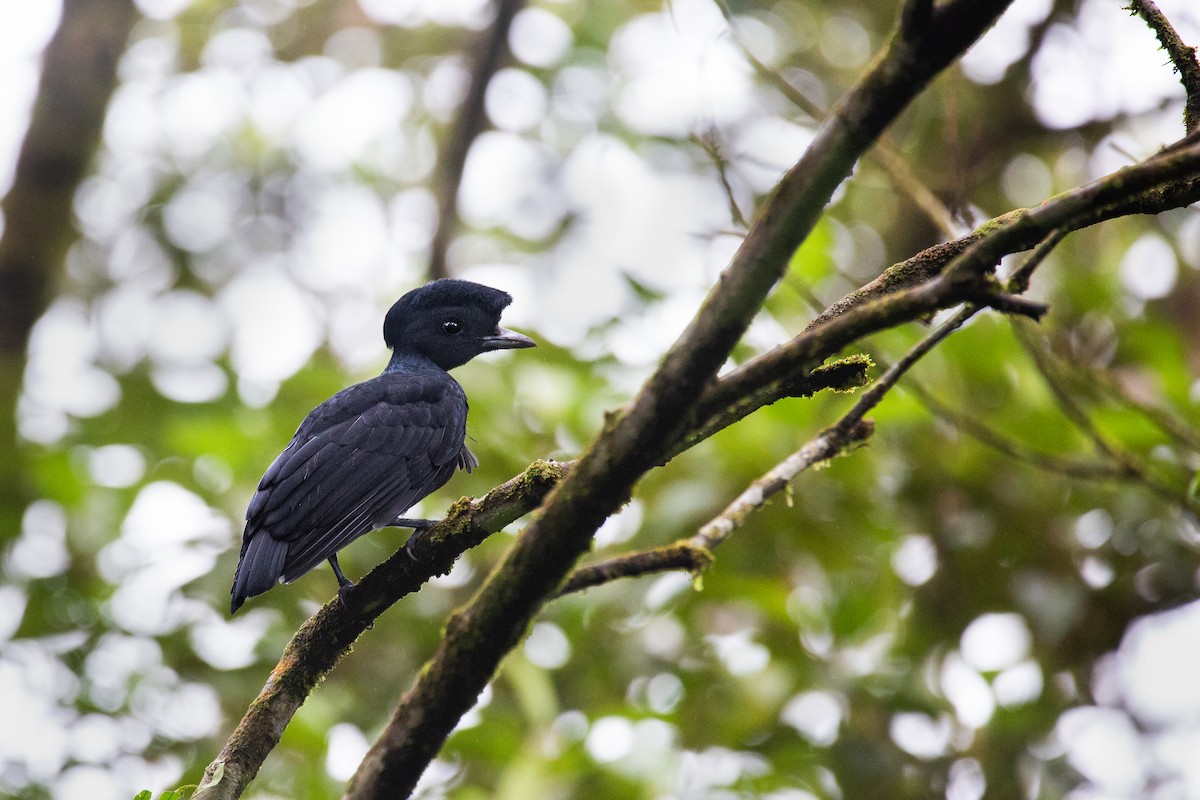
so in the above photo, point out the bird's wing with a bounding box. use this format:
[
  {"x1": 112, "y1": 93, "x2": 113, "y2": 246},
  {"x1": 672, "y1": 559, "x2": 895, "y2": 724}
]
[{"x1": 239, "y1": 371, "x2": 469, "y2": 584}]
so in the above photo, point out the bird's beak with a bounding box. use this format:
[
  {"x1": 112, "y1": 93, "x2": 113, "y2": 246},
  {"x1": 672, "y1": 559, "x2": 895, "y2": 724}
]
[{"x1": 482, "y1": 328, "x2": 536, "y2": 351}]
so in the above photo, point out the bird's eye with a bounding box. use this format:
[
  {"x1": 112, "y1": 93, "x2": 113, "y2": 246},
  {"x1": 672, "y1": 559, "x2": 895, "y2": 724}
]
[{"x1": 442, "y1": 320, "x2": 462, "y2": 335}]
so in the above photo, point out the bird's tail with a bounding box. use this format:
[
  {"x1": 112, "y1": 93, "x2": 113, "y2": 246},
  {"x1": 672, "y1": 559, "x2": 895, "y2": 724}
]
[{"x1": 230, "y1": 532, "x2": 288, "y2": 614}]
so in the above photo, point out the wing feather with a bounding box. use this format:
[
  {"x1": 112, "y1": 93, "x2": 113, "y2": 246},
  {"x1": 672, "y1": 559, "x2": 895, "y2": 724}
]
[{"x1": 233, "y1": 370, "x2": 470, "y2": 605}]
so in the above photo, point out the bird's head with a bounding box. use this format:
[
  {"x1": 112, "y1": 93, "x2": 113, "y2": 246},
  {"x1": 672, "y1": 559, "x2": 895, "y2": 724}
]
[{"x1": 383, "y1": 279, "x2": 535, "y2": 370}]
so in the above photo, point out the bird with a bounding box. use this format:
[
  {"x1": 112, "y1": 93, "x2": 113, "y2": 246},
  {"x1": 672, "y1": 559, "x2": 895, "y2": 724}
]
[{"x1": 230, "y1": 279, "x2": 535, "y2": 614}]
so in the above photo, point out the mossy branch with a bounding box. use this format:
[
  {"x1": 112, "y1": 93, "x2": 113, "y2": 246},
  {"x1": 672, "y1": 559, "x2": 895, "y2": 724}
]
[
  {"x1": 192, "y1": 360, "x2": 866, "y2": 798},
  {"x1": 199, "y1": 133, "x2": 1200, "y2": 800},
  {"x1": 343, "y1": 3, "x2": 1019, "y2": 796},
  {"x1": 197, "y1": 7, "x2": 1200, "y2": 800},
  {"x1": 194, "y1": 461, "x2": 568, "y2": 800},
  {"x1": 1127, "y1": 0, "x2": 1200, "y2": 132},
  {"x1": 701, "y1": 133, "x2": 1200, "y2": 425}
]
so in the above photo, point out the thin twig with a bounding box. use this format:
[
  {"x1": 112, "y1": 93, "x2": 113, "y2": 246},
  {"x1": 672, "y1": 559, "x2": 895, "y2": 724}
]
[
  {"x1": 558, "y1": 542, "x2": 714, "y2": 595},
  {"x1": 1015, "y1": 324, "x2": 1128, "y2": 463},
  {"x1": 902, "y1": 380, "x2": 1130, "y2": 480},
  {"x1": 693, "y1": 131, "x2": 749, "y2": 229},
  {"x1": 565, "y1": 303, "x2": 982, "y2": 592},
  {"x1": 1006, "y1": 227, "x2": 1066, "y2": 292},
  {"x1": 1013, "y1": 322, "x2": 1200, "y2": 521},
  {"x1": 713, "y1": 0, "x2": 961, "y2": 240},
  {"x1": 426, "y1": 0, "x2": 527, "y2": 280},
  {"x1": 1091, "y1": 369, "x2": 1200, "y2": 453},
  {"x1": 1127, "y1": 0, "x2": 1200, "y2": 132},
  {"x1": 893, "y1": 231, "x2": 1133, "y2": 482}
]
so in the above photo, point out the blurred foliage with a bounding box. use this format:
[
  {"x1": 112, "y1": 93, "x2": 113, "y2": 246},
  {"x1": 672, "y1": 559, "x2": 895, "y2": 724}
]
[{"x1": 2, "y1": 0, "x2": 1200, "y2": 799}]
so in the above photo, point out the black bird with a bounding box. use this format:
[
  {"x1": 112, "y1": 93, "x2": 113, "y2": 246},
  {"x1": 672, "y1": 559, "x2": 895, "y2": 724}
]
[{"x1": 230, "y1": 279, "x2": 534, "y2": 614}]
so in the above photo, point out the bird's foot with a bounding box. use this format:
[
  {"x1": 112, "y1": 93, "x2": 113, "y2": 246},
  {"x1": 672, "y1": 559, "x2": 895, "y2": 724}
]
[
  {"x1": 403, "y1": 530, "x2": 427, "y2": 561},
  {"x1": 397, "y1": 517, "x2": 441, "y2": 561},
  {"x1": 332, "y1": 576, "x2": 377, "y2": 630},
  {"x1": 328, "y1": 554, "x2": 374, "y2": 626}
]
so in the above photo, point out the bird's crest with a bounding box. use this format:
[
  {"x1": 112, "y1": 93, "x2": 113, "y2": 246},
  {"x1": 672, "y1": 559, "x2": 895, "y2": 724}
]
[{"x1": 383, "y1": 279, "x2": 513, "y2": 348}]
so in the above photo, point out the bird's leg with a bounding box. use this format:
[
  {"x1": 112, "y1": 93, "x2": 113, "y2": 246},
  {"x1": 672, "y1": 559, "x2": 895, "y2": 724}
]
[
  {"x1": 329, "y1": 555, "x2": 375, "y2": 629},
  {"x1": 395, "y1": 516, "x2": 439, "y2": 559},
  {"x1": 329, "y1": 554, "x2": 359, "y2": 610},
  {"x1": 393, "y1": 516, "x2": 438, "y2": 529},
  {"x1": 329, "y1": 554, "x2": 353, "y2": 588}
]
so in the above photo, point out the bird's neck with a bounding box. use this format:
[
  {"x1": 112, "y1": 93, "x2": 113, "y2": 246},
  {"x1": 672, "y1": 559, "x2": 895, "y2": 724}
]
[{"x1": 383, "y1": 350, "x2": 443, "y2": 376}]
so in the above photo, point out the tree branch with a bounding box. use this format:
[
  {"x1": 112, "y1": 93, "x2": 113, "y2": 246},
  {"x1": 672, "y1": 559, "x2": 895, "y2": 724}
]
[
  {"x1": 197, "y1": 10, "x2": 1200, "y2": 798},
  {"x1": 693, "y1": 133, "x2": 1200, "y2": 438},
  {"x1": 0, "y1": 0, "x2": 139, "y2": 596},
  {"x1": 0, "y1": 0, "x2": 138, "y2": 357},
  {"x1": 713, "y1": 0, "x2": 961, "y2": 239},
  {"x1": 1127, "y1": 0, "x2": 1200, "y2": 133},
  {"x1": 343, "y1": 4, "x2": 1017, "y2": 796},
  {"x1": 426, "y1": 0, "x2": 527, "y2": 280},
  {"x1": 562, "y1": 295, "x2": 994, "y2": 593},
  {"x1": 193, "y1": 461, "x2": 568, "y2": 800}
]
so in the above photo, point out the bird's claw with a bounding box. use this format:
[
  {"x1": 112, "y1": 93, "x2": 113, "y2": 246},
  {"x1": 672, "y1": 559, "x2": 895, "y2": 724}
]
[
  {"x1": 334, "y1": 580, "x2": 375, "y2": 630},
  {"x1": 403, "y1": 528, "x2": 429, "y2": 561},
  {"x1": 395, "y1": 517, "x2": 439, "y2": 561}
]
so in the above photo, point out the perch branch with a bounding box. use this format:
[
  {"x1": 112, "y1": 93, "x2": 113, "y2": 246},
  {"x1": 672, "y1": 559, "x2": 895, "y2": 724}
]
[
  {"x1": 343, "y1": 2, "x2": 1018, "y2": 797},
  {"x1": 192, "y1": 331, "x2": 868, "y2": 798},
  {"x1": 193, "y1": 461, "x2": 568, "y2": 800}
]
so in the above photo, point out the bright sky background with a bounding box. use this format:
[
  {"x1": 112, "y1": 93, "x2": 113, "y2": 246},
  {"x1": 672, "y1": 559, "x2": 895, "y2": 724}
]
[{"x1": 3, "y1": 0, "x2": 1200, "y2": 798}]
